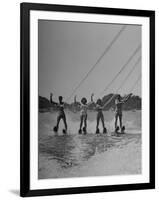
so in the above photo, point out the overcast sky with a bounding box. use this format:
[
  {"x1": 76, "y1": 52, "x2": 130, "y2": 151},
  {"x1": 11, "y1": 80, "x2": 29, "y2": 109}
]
[{"x1": 38, "y1": 20, "x2": 141, "y2": 102}]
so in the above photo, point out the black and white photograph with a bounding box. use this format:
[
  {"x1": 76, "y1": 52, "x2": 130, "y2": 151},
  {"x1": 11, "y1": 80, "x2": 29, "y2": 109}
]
[
  {"x1": 38, "y1": 20, "x2": 142, "y2": 179},
  {"x1": 20, "y1": 3, "x2": 155, "y2": 197}
]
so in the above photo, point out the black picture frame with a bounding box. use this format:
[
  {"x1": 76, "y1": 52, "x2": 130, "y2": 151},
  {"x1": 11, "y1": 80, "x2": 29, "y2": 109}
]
[{"x1": 20, "y1": 2, "x2": 155, "y2": 197}]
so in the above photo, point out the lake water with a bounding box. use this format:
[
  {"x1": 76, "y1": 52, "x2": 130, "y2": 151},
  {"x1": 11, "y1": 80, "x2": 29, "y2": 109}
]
[{"x1": 38, "y1": 110, "x2": 141, "y2": 178}]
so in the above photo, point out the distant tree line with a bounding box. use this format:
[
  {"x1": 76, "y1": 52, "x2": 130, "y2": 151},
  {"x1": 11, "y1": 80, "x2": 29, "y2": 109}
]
[{"x1": 39, "y1": 94, "x2": 141, "y2": 112}]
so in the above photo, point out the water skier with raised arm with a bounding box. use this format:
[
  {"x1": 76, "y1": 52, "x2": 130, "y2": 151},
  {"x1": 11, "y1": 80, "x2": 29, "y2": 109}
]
[
  {"x1": 74, "y1": 94, "x2": 94, "y2": 134},
  {"x1": 91, "y1": 94, "x2": 107, "y2": 134},
  {"x1": 115, "y1": 93, "x2": 132, "y2": 133},
  {"x1": 50, "y1": 93, "x2": 68, "y2": 134}
]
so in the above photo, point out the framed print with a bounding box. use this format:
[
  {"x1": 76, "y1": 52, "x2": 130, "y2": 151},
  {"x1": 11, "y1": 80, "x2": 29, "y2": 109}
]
[{"x1": 20, "y1": 3, "x2": 155, "y2": 197}]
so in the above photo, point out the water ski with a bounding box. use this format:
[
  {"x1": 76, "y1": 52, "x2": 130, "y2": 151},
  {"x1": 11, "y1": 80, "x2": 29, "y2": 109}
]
[
  {"x1": 53, "y1": 126, "x2": 58, "y2": 132},
  {"x1": 96, "y1": 128, "x2": 100, "y2": 134},
  {"x1": 78, "y1": 129, "x2": 82, "y2": 134},
  {"x1": 63, "y1": 129, "x2": 67, "y2": 134},
  {"x1": 83, "y1": 127, "x2": 87, "y2": 134},
  {"x1": 111, "y1": 126, "x2": 126, "y2": 136},
  {"x1": 103, "y1": 127, "x2": 107, "y2": 134},
  {"x1": 111, "y1": 126, "x2": 120, "y2": 136},
  {"x1": 115, "y1": 126, "x2": 119, "y2": 133},
  {"x1": 121, "y1": 126, "x2": 125, "y2": 134}
]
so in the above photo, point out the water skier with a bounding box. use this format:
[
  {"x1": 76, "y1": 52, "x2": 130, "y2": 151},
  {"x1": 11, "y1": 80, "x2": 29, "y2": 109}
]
[
  {"x1": 91, "y1": 94, "x2": 107, "y2": 134},
  {"x1": 50, "y1": 93, "x2": 68, "y2": 134},
  {"x1": 114, "y1": 93, "x2": 132, "y2": 133},
  {"x1": 74, "y1": 94, "x2": 93, "y2": 134}
]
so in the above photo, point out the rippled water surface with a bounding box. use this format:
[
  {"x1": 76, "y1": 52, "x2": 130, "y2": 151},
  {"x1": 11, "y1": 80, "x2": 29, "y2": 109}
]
[{"x1": 39, "y1": 110, "x2": 141, "y2": 170}]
